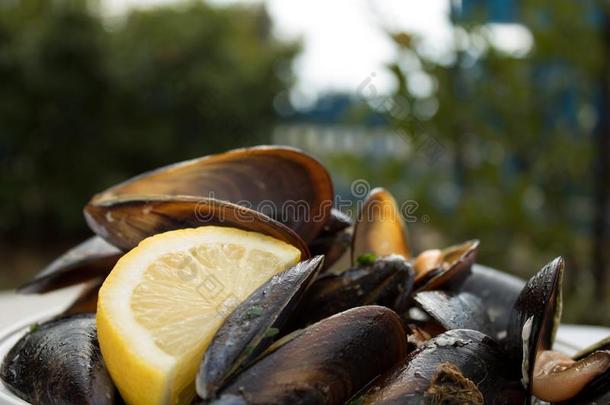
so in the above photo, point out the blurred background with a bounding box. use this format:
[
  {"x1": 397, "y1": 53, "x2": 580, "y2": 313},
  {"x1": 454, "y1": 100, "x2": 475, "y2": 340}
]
[{"x1": 1, "y1": 0, "x2": 609, "y2": 324}]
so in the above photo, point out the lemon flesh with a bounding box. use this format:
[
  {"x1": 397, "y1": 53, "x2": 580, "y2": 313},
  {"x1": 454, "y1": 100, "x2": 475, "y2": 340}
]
[{"x1": 96, "y1": 226, "x2": 301, "y2": 405}]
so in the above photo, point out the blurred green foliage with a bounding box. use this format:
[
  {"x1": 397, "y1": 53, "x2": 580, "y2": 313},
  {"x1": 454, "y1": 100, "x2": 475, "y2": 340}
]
[
  {"x1": 380, "y1": 0, "x2": 608, "y2": 323},
  {"x1": 286, "y1": 0, "x2": 609, "y2": 325},
  {"x1": 0, "y1": 0, "x2": 297, "y2": 243}
]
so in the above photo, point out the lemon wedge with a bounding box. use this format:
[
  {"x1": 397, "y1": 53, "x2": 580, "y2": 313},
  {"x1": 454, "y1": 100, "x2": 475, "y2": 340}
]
[{"x1": 96, "y1": 226, "x2": 301, "y2": 405}]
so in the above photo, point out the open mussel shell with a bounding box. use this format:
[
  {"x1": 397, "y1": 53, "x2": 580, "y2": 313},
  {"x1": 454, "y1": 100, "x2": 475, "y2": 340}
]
[
  {"x1": 17, "y1": 236, "x2": 122, "y2": 294},
  {"x1": 557, "y1": 368, "x2": 610, "y2": 405},
  {"x1": 531, "y1": 337, "x2": 610, "y2": 404},
  {"x1": 413, "y1": 290, "x2": 495, "y2": 337},
  {"x1": 451, "y1": 264, "x2": 525, "y2": 341},
  {"x1": 402, "y1": 306, "x2": 446, "y2": 342},
  {"x1": 413, "y1": 239, "x2": 479, "y2": 291},
  {"x1": 197, "y1": 256, "x2": 324, "y2": 400},
  {"x1": 530, "y1": 349, "x2": 610, "y2": 404},
  {"x1": 352, "y1": 188, "x2": 411, "y2": 263},
  {"x1": 504, "y1": 258, "x2": 610, "y2": 404},
  {"x1": 84, "y1": 195, "x2": 310, "y2": 257},
  {"x1": 0, "y1": 314, "x2": 116, "y2": 405},
  {"x1": 358, "y1": 329, "x2": 525, "y2": 405},
  {"x1": 292, "y1": 255, "x2": 414, "y2": 327},
  {"x1": 217, "y1": 306, "x2": 408, "y2": 405},
  {"x1": 506, "y1": 257, "x2": 564, "y2": 392},
  {"x1": 86, "y1": 146, "x2": 334, "y2": 243}
]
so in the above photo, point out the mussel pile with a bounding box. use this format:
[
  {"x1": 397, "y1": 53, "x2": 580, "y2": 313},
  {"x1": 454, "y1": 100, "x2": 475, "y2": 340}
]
[{"x1": 2, "y1": 145, "x2": 610, "y2": 405}]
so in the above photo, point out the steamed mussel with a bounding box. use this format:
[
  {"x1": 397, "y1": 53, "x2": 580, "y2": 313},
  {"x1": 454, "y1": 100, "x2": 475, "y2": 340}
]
[
  {"x1": 506, "y1": 257, "x2": 610, "y2": 404},
  {"x1": 3, "y1": 144, "x2": 610, "y2": 405},
  {"x1": 351, "y1": 187, "x2": 411, "y2": 262},
  {"x1": 561, "y1": 340, "x2": 610, "y2": 404},
  {"x1": 412, "y1": 239, "x2": 480, "y2": 291},
  {"x1": 357, "y1": 329, "x2": 526, "y2": 404},
  {"x1": 0, "y1": 314, "x2": 116, "y2": 405},
  {"x1": 85, "y1": 146, "x2": 334, "y2": 247},
  {"x1": 211, "y1": 305, "x2": 408, "y2": 405}
]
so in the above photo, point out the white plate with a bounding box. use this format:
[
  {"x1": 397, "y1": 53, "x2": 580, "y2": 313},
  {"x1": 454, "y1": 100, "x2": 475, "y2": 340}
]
[{"x1": 0, "y1": 288, "x2": 608, "y2": 404}]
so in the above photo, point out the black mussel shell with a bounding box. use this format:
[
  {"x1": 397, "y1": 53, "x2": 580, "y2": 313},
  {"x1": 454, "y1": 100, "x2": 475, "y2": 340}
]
[
  {"x1": 308, "y1": 227, "x2": 351, "y2": 272},
  {"x1": 318, "y1": 208, "x2": 352, "y2": 236},
  {"x1": 197, "y1": 256, "x2": 324, "y2": 400},
  {"x1": 413, "y1": 290, "x2": 495, "y2": 337},
  {"x1": 506, "y1": 257, "x2": 564, "y2": 391},
  {"x1": 85, "y1": 146, "x2": 334, "y2": 243},
  {"x1": 0, "y1": 314, "x2": 116, "y2": 405},
  {"x1": 452, "y1": 264, "x2": 525, "y2": 341},
  {"x1": 358, "y1": 329, "x2": 526, "y2": 405},
  {"x1": 84, "y1": 195, "x2": 310, "y2": 258},
  {"x1": 316, "y1": 239, "x2": 352, "y2": 277},
  {"x1": 543, "y1": 337, "x2": 610, "y2": 404},
  {"x1": 218, "y1": 306, "x2": 408, "y2": 405},
  {"x1": 18, "y1": 236, "x2": 122, "y2": 294},
  {"x1": 293, "y1": 255, "x2": 414, "y2": 326}
]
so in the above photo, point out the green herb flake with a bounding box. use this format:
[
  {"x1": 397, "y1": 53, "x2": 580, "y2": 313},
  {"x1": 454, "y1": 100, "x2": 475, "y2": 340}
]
[
  {"x1": 29, "y1": 323, "x2": 40, "y2": 333},
  {"x1": 356, "y1": 252, "x2": 377, "y2": 266},
  {"x1": 264, "y1": 327, "x2": 280, "y2": 338},
  {"x1": 243, "y1": 345, "x2": 256, "y2": 356},
  {"x1": 245, "y1": 306, "x2": 264, "y2": 319},
  {"x1": 347, "y1": 395, "x2": 364, "y2": 405}
]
